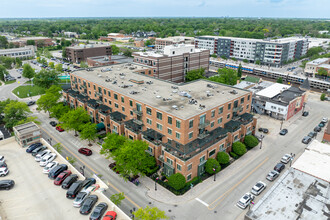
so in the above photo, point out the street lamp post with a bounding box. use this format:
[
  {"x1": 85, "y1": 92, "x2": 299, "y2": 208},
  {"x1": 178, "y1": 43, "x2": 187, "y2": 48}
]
[
  {"x1": 259, "y1": 135, "x2": 264, "y2": 149},
  {"x1": 80, "y1": 165, "x2": 85, "y2": 176},
  {"x1": 302, "y1": 102, "x2": 306, "y2": 115},
  {"x1": 280, "y1": 118, "x2": 284, "y2": 130},
  {"x1": 155, "y1": 177, "x2": 159, "y2": 191},
  {"x1": 213, "y1": 167, "x2": 216, "y2": 181}
]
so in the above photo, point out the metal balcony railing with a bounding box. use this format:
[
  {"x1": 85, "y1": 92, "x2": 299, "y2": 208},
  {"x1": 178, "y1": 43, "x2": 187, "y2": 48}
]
[{"x1": 198, "y1": 120, "x2": 210, "y2": 129}]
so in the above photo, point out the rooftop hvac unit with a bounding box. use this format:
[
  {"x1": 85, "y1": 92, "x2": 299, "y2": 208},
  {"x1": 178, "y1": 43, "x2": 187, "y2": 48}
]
[
  {"x1": 156, "y1": 95, "x2": 162, "y2": 99},
  {"x1": 172, "y1": 105, "x2": 178, "y2": 110}
]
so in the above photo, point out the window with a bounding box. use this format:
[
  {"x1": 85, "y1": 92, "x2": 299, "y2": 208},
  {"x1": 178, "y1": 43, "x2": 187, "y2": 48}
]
[
  {"x1": 176, "y1": 120, "x2": 181, "y2": 129},
  {"x1": 93, "y1": 85, "x2": 96, "y2": 90},
  {"x1": 129, "y1": 100, "x2": 133, "y2": 107},
  {"x1": 200, "y1": 155, "x2": 206, "y2": 163},
  {"x1": 115, "y1": 103, "x2": 118, "y2": 108},
  {"x1": 109, "y1": 100, "x2": 112, "y2": 105},
  {"x1": 209, "y1": 149, "x2": 216, "y2": 157},
  {"x1": 227, "y1": 114, "x2": 230, "y2": 119},
  {"x1": 219, "y1": 144, "x2": 225, "y2": 151},
  {"x1": 104, "y1": 98, "x2": 107, "y2": 103},
  {"x1": 130, "y1": 111, "x2": 133, "y2": 116},
  {"x1": 89, "y1": 91, "x2": 91, "y2": 95},
  {"x1": 157, "y1": 112, "x2": 162, "y2": 120},
  {"x1": 189, "y1": 120, "x2": 194, "y2": 128},
  {"x1": 147, "y1": 118, "x2": 152, "y2": 125},
  {"x1": 114, "y1": 94, "x2": 118, "y2": 100},
  {"x1": 188, "y1": 164, "x2": 192, "y2": 171},
  {"x1": 148, "y1": 146, "x2": 153, "y2": 153},
  {"x1": 88, "y1": 83, "x2": 90, "y2": 87},
  {"x1": 121, "y1": 97, "x2": 124, "y2": 103},
  {"x1": 188, "y1": 132, "x2": 193, "y2": 139},
  {"x1": 187, "y1": 174, "x2": 192, "y2": 181},
  {"x1": 176, "y1": 132, "x2": 180, "y2": 140},
  {"x1": 228, "y1": 103, "x2": 231, "y2": 110},
  {"x1": 166, "y1": 158, "x2": 173, "y2": 166},
  {"x1": 122, "y1": 107, "x2": 125, "y2": 112},
  {"x1": 218, "y1": 106, "x2": 223, "y2": 114},
  {"x1": 177, "y1": 164, "x2": 182, "y2": 171},
  {"x1": 248, "y1": 95, "x2": 250, "y2": 100},
  {"x1": 157, "y1": 123, "x2": 163, "y2": 131},
  {"x1": 211, "y1": 110, "x2": 215, "y2": 118},
  {"x1": 218, "y1": 117, "x2": 223, "y2": 124},
  {"x1": 98, "y1": 87, "x2": 101, "y2": 93},
  {"x1": 108, "y1": 91, "x2": 111, "y2": 97},
  {"x1": 211, "y1": 122, "x2": 214, "y2": 127},
  {"x1": 104, "y1": 89, "x2": 106, "y2": 94},
  {"x1": 241, "y1": 97, "x2": 245, "y2": 104},
  {"x1": 146, "y1": 107, "x2": 152, "y2": 115},
  {"x1": 168, "y1": 116, "x2": 172, "y2": 125},
  {"x1": 246, "y1": 104, "x2": 249, "y2": 110}
]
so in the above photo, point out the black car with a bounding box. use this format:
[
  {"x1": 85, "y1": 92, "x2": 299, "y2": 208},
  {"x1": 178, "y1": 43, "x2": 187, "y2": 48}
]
[
  {"x1": 79, "y1": 195, "x2": 98, "y2": 215},
  {"x1": 26, "y1": 143, "x2": 43, "y2": 153},
  {"x1": 0, "y1": 162, "x2": 7, "y2": 168},
  {"x1": 0, "y1": 180, "x2": 15, "y2": 190},
  {"x1": 49, "y1": 121, "x2": 57, "y2": 127},
  {"x1": 81, "y1": 178, "x2": 96, "y2": 190},
  {"x1": 308, "y1": 131, "x2": 317, "y2": 138},
  {"x1": 279, "y1": 129, "x2": 288, "y2": 136},
  {"x1": 26, "y1": 101, "x2": 35, "y2": 106},
  {"x1": 48, "y1": 164, "x2": 68, "y2": 180},
  {"x1": 258, "y1": 128, "x2": 269, "y2": 133},
  {"x1": 274, "y1": 163, "x2": 285, "y2": 173},
  {"x1": 31, "y1": 146, "x2": 47, "y2": 156},
  {"x1": 302, "y1": 111, "x2": 309, "y2": 117},
  {"x1": 314, "y1": 126, "x2": 322, "y2": 132},
  {"x1": 66, "y1": 180, "x2": 84, "y2": 199},
  {"x1": 62, "y1": 174, "x2": 78, "y2": 189},
  {"x1": 302, "y1": 136, "x2": 312, "y2": 144},
  {"x1": 90, "y1": 202, "x2": 108, "y2": 220}
]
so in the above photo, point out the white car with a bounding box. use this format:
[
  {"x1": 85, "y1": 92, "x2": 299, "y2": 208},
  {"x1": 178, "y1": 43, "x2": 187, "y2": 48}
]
[
  {"x1": 0, "y1": 167, "x2": 9, "y2": 177},
  {"x1": 43, "y1": 161, "x2": 59, "y2": 174},
  {"x1": 35, "y1": 150, "x2": 51, "y2": 162},
  {"x1": 39, "y1": 153, "x2": 56, "y2": 167},
  {"x1": 281, "y1": 154, "x2": 292, "y2": 164},
  {"x1": 322, "y1": 117, "x2": 328, "y2": 123},
  {"x1": 237, "y1": 193, "x2": 255, "y2": 209},
  {"x1": 251, "y1": 181, "x2": 267, "y2": 195},
  {"x1": 0, "y1": 155, "x2": 4, "y2": 163}
]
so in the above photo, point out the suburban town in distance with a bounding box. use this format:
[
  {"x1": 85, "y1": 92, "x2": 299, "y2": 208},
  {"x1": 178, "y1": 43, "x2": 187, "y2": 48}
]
[{"x1": 0, "y1": 1, "x2": 329, "y2": 220}]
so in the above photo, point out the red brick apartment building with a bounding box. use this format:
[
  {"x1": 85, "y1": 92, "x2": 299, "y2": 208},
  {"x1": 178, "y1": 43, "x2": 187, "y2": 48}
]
[
  {"x1": 66, "y1": 45, "x2": 112, "y2": 64},
  {"x1": 63, "y1": 63, "x2": 257, "y2": 180},
  {"x1": 133, "y1": 44, "x2": 209, "y2": 83}
]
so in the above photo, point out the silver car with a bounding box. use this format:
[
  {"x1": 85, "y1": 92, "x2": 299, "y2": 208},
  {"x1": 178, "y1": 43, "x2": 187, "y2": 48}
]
[
  {"x1": 73, "y1": 191, "x2": 90, "y2": 208},
  {"x1": 35, "y1": 150, "x2": 51, "y2": 162}
]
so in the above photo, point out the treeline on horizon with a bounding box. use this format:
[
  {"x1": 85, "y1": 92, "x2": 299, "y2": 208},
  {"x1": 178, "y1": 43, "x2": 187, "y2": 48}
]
[{"x1": 0, "y1": 18, "x2": 329, "y2": 40}]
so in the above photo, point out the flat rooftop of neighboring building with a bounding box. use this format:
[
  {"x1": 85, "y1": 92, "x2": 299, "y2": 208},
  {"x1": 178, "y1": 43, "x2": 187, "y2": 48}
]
[
  {"x1": 318, "y1": 64, "x2": 330, "y2": 69},
  {"x1": 307, "y1": 58, "x2": 329, "y2": 65},
  {"x1": 67, "y1": 44, "x2": 110, "y2": 50},
  {"x1": 255, "y1": 83, "x2": 291, "y2": 98},
  {"x1": 19, "y1": 37, "x2": 51, "y2": 40},
  {"x1": 134, "y1": 44, "x2": 205, "y2": 57},
  {"x1": 0, "y1": 45, "x2": 34, "y2": 52},
  {"x1": 13, "y1": 122, "x2": 40, "y2": 135},
  {"x1": 197, "y1": 36, "x2": 307, "y2": 44},
  {"x1": 71, "y1": 63, "x2": 249, "y2": 119}
]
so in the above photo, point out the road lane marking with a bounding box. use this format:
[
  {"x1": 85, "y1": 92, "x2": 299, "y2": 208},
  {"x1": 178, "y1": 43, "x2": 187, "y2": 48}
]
[
  {"x1": 195, "y1": 198, "x2": 209, "y2": 207},
  {"x1": 207, "y1": 157, "x2": 269, "y2": 210},
  {"x1": 106, "y1": 181, "x2": 141, "y2": 209}
]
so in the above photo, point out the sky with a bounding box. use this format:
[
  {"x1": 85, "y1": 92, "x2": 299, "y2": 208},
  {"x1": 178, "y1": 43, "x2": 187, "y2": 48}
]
[{"x1": 0, "y1": 0, "x2": 329, "y2": 18}]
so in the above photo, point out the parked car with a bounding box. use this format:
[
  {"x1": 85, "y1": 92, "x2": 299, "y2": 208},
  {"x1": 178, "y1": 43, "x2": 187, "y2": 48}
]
[
  {"x1": 279, "y1": 129, "x2": 288, "y2": 136},
  {"x1": 103, "y1": 211, "x2": 117, "y2": 220},
  {"x1": 302, "y1": 136, "x2": 312, "y2": 144},
  {"x1": 251, "y1": 181, "x2": 267, "y2": 195},
  {"x1": 281, "y1": 154, "x2": 292, "y2": 164},
  {"x1": 73, "y1": 191, "x2": 90, "y2": 208},
  {"x1": 54, "y1": 170, "x2": 72, "y2": 185},
  {"x1": 56, "y1": 125, "x2": 64, "y2": 132},
  {"x1": 266, "y1": 170, "x2": 280, "y2": 181},
  {"x1": 258, "y1": 128, "x2": 269, "y2": 133},
  {"x1": 35, "y1": 150, "x2": 51, "y2": 161},
  {"x1": 322, "y1": 117, "x2": 328, "y2": 123},
  {"x1": 319, "y1": 122, "x2": 326, "y2": 128},
  {"x1": 237, "y1": 193, "x2": 255, "y2": 209},
  {"x1": 307, "y1": 131, "x2": 317, "y2": 138},
  {"x1": 314, "y1": 126, "x2": 322, "y2": 132},
  {"x1": 48, "y1": 164, "x2": 68, "y2": 180},
  {"x1": 62, "y1": 174, "x2": 78, "y2": 190},
  {"x1": 79, "y1": 195, "x2": 98, "y2": 215},
  {"x1": 274, "y1": 163, "x2": 285, "y2": 173},
  {"x1": 31, "y1": 146, "x2": 47, "y2": 156},
  {"x1": 0, "y1": 162, "x2": 7, "y2": 168},
  {"x1": 0, "y1": 155, "x2": 4, "y2": 163},
  {"x1": 78, "y1": 148, "x2": 92, "y2": 156},
  {"x1": 43, "y1": 161, "x2": 59, "y2": 174},
  {"x1": 26, "y1": 143, "x2": 43, "y2": 153},
  {"x1": 81, "y1": 178, "x2": 96, "y2": 190},
  {"x1": 66, "y1": 180, "x2": 84, "y2": 199},
  {"x1": 26, "y1": 101, "x2": 36, "y2": 106},
  {"x1": 0, "y1": 180, "x2": 15, "y2": 190},
  {"x1": 0, "y1": 167, "x2": 9, "y2": 177},
  {"x1": 90, "y1": 202, "x2": 108, "y2": 220},
  {"x1": 49, "y1": 121, "x2": 57, "y2": 127},
  {"x1": 302, "y1": 111, "x2": 309, "y2": 117},
  {"x1": 39, "y1": 153, "x2": 56, "y2": 167}
]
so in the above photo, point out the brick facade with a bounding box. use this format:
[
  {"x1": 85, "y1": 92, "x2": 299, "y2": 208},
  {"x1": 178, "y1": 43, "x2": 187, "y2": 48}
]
[{"x1": 66, "y1": 45, "x2": 112, "y2": 64}]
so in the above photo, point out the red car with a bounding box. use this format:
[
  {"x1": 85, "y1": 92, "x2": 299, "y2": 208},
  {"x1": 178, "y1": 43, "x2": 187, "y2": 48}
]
[
  {"x1": 78, "y1": 148, "x2": 92, "y2": 156},
  {"x1": 103, "y1": 211, "x2": 117, "y2": 220},
  {"x1": 56, "y1": 125, "x2": 64, "y2": 132},
  {"x1": 54, "y1": 170, "x2": 72, "y2": 185}
]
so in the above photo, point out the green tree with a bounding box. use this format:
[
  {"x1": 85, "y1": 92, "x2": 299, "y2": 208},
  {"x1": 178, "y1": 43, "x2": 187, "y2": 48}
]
[
  {"x1": 100, "y1": 133, "x2": 127, "y2": 158},
  {"x1": 185, "y1": 68, "x2": 206, "y2": 82},
  {"x1": 0, "y1": 99, "x2": 11, "y2": 114},
  {"x1": 26, "y1": 40, "x2": 35, "y2": 45},
  {"x1": 255, "y1": 60, "x2": 261, "y2": 65},
  {"x1": 67, "y1": 156, "x2": 76, "y2": 165},
  {"x1": 205, "y1": 158, "x2": 221, "y2": 175},
  {"x1": 111, "y1": 45, "x2": 120, "y2": 55},
  {"x1": 243, "y1": 135, "x2": 259, "y2": 148},
  {"x1": 0, "y1": 36, "x2": 9, "y2": 49},
  {"x1": 16, "y1": 116, "x2": 40, "y2": 126},
  {"x1": 49, "y1": 103, "x2": 70, "y2": 119},
  {"x1": 55, "y1": 63, "x2": 63, "y2": 72},
  {"x1": 208, "y1": 68, "x2": 238, "y2": 85},
  {"x1": 237, "y1": 63, "x2": 242, "y2": 78},
  {"x1": 133, "y1": 206, "x2": 169, "y2": 220},
  {"x1": 216, "y1": 151, "x2": 230, "y2": 165},
  {"x1": 110, "y1": 192, "x2": 125, "y2": 206},
  {"x1": 3, "y1": 101, "x2": 32, "y2": 129},
  {"x1": 59, "y1": 107, "x2": 90, "y2": 136},
  {"x1": 306, "y1": 47, "x2": 323, "y2": 57},
  {"x1": 167, "y1": 173, "x2": 186, "y2": 190},
  {"x1": 232, "y1": 142, "x2": 247, "y2": 156},
  {"x1": 320, "y1": 93, "x2": 326, "y2": 101},
  {"x1": 34, "y1": 69, "x2": 60, "y2": 88},
  {"x1": 53, "y1": 143, "x2": 63, "y2": 153},
  {"x1": 22, "y1": 63, "x2": 35, "y2": 80},
  {"x1": 48, "y1": 62, "x2": 55, "y2": 69},
  {"x1": 242, "y1": 59, "x2": 249, "y2": 63},
  {"x1": 0, "y1": 56, "x2": 15, "y2": 69},
  {"x1": 210, "y1": 54, "x2": 217, "y2": 58},
  {"x1": 0, "y1": 64, "x2": 9, "y2": 81},
  {"x1": 317, "y1": 68, "x2": 328, "y2": 76},
  {"x1": 80, "y1": 62, "x2": 88, "y2": 68},
  {"x1": 15, "y1": 58, "x2": 22, "y2": 68},
  {"x1": 276, "y1": 77, "x2": 283, "y2": 84},
  {"x1": 79, "y1": 122, "x2": 97, "y2": 146},
  {"x1": 123, "y1": 49, "x2": 132, "y2": 57},
  {"x1": 36, "y1": 85, "x2": 62, "y2": 116}
]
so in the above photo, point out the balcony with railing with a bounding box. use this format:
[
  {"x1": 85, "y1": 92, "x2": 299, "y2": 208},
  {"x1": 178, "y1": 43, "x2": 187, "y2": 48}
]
[
  {"x1": 142, "y1": 128, "x2": 164, "y2": 145},
  {"x1": 95, "y1": 91, "x2": 103, "y2": 97},
  {"x1": 198, "y1": 120, "x2": 210, "y2": 129},
  {"x1": 132, "y1": 108, "x2": 143, "y2": 116},
  {"x1": 124, "y1": 119, "x2": 143, "y2": 134},
  {"x1": 109, "y1": 111, "x2": 126, "y2": 124}
]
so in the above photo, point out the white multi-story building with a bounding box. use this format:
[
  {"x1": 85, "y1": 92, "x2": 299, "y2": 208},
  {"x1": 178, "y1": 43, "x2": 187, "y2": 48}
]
[{"x1": 0, "y1": 45, "x2": 36, "y2": 59}]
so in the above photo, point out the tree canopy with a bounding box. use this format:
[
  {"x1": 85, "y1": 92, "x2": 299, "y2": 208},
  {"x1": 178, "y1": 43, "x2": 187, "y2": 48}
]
[
  {"x1": 36, "y1": 85, "x2": 62, "y2": 116},
  {"x1": 133, "y1": 206, "x2": 168, "y2": 220},
  {"x1": 208, "y1": 68, "x2": 238, "y2": 85},
  {"x1": 167, "y1": 173, "x2": 186, "y2": 190},
  {"x1": 79, "y1": 122, "x2": 97, "y2": 146},
  {"x1": 22, "y1": 63, "x2": 35, "y2": 80},
  {"x1": 232, "y1": 142, "x2": 247, "y2": 156},
  {"x1": 34, "y1": 69, "x2": 60, "y2": 88},
  {"x1": 205, "y1": 158, "x2": 221, "y2": 175},
  {"x1": 59, "y1": 107, "x2": 91, "y2": 136},
  {"x1": 3, "y1": 101, "x2": 32, "y2": 129},
  {"x1": 185, "y1": 68, "x2": 206, "y2": 82}
]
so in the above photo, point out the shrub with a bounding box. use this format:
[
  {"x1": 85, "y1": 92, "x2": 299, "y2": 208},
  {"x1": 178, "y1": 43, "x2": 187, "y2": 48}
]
[
  {"x1": 244, "y1": 135, "x2": 259, "y2": 148},
  {"x1": 232, "y1": 142, "x2": 247, "y2": 156},
  {"x1": 230, "y1": 152, "x2": 238, "y2": 159},
  {"x1": 216, "y1": 151, "x2": 230, "y2": 165},
  {"x1": 320, "y1": 93, "x2": 326, "y2": 101},
  {"x1": 205, "y1": 158, "x2": 221, "y2": 175},
  {"x1": 168, "y1": 173, "x2": 186, "y2": 190}
]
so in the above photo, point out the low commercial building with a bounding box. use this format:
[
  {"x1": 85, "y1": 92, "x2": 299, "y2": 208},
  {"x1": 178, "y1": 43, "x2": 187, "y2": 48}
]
[
  {"x1": 63, "y1": 63, "x2": 256, "y2": 180},
  {"x1": 86, "y1": 56, "x2": 115, "y2": 67},
  {"x1": 63, "y1": 32, "x2": 79, "y2": 38},
  {"x1": 323, "y1": 123, "x2": 330, "y2": 143},
  {"x1": 134, "y1": 39, "x2": 145, "y2": 47},
  {"x1": 245, "y1": 140, "x2": 330, "y2": 220},
  {"x1": 0, "y1": 45, "x2": 36, "y2": 59},
  {"x1": 133, "y1": 44, "x2": 209, "y2": 83},
  {"x1": 66, "y1": 44, "x2": 112, "y2": 64},
  {"x1": 13, "y1": 122, "x2": 41, "y2": 147},
  {"x1": 155, "y1": 36, "x2": 194, "y2": 50},
  {"x1": 305, "y1": 58, "x2": 330, "y2": 75},
  {"x1": 12, "y1": 37, "x2": 54, "y2": 47}
]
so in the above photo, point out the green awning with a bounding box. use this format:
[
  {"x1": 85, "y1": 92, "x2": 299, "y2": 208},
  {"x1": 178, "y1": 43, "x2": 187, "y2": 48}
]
[{"x1": 96, "y1": 123, "x2": 105, "y2": 130}]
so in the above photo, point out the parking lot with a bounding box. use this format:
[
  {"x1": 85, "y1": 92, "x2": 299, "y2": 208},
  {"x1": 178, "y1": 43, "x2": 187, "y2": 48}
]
[{"x1": 0, "y1": 138, "x2": 124, "y2": 220}]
